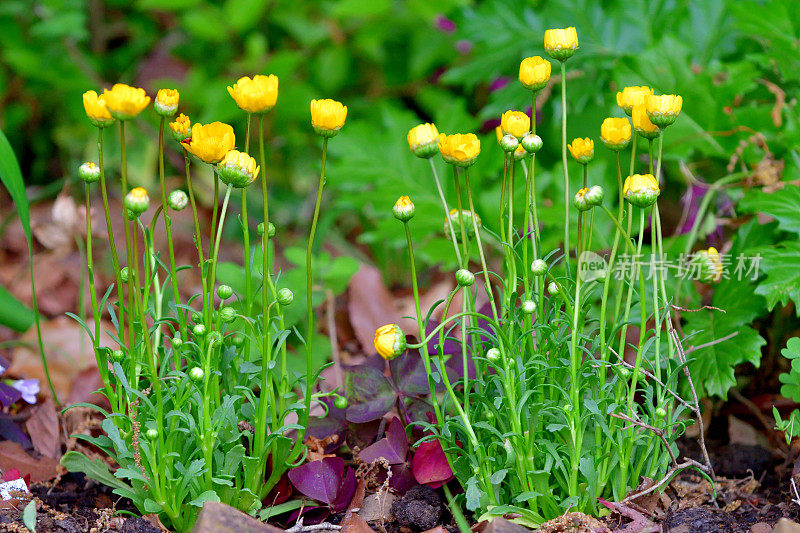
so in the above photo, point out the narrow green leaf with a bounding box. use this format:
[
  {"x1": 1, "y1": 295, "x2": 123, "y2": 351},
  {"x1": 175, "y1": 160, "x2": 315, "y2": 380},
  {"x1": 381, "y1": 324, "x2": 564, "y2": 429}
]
[{"x1": 22, "y1": 499, "x2": 36, "y2": 532}]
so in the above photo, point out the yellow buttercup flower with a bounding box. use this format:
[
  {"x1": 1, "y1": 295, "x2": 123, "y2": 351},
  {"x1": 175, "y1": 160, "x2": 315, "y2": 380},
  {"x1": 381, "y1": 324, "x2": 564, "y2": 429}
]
[
  {"x1": 616, "y1": 86, "x2": 653, "y2": 116},
  {"x1": 217, "y1": 149, "x2": 260, "y2": 188},
  {"x1": 407, "y1": 123, "x2": 440, "y2": 158},
  {"x1": 374, "y1": 324, "x2": 407, "y2": 360},
  {"x1": 600, "y1": 117, "x2": 632, "y2": 151},
  {"x1": 310, "y1": 99, "x2": 347, "y2": 137},
  {"x1": 623, "y1": 173, "x2": 660, "y2": 207},
  {"x1": 438, "y1": 133, "x2": 481, "y2": 167},
  {"x1": 568, "y1": 137, "x2": 594, "y2": 164},
  {"x1": 154, "y1": 89, "x2": 179, "y2": 117},
  {"x1": 645, "y1": 94, "x2": 682, "y2": 127},
  {"x1": 544, "y1": 27, "x2": 578, "y2": 61},
  {"x1": 82, "y1": 90, "x2": 114, "y2": 128},
  {"x1": 181, "y1": 122, "x2": 236, "y2": 164},
  {"x1": 102, "y1": 84, "x2": 151, "y2": 120},
  {"x1": 518, "y1": 56, "x2": 551, "y2": 91},
  {"x1": 501, "y1": 110, "x2": 530, "y2": 139},
  {"x1": 632, "y1": 105, "x2": 660, "y2": 140},
  {"x1": 169, "y1": 114, "x2": 191, "y2": 142},
  {"x1": 227, "y1": 75, "x2": 279, "y2": 114}
]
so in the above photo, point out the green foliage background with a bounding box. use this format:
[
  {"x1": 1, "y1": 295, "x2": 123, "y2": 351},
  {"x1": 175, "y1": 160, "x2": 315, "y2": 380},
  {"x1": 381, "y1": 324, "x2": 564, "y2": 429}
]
[{"x1": 2, "y1": 0, "x2": 800, "y2": 398}]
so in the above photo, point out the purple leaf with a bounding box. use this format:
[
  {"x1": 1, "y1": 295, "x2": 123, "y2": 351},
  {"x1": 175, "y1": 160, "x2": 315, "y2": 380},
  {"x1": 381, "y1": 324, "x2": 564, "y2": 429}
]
[
  {"x1": 425, "y1": 319, "x2": 462, "y2": 357},
  {"x1": 390, "y1": 350, "x2": 431, "y2": 397},
  {"x1": 330, "y1": 466, "x2": 356, "y2": 512},
  {"x1": 359, "y1": 417, "x2": 408, "y2": 465},
  {"x1": 0, "y1": 383, "x2": 22, "y2": 407},
  {"x1": 0, "y1": 414, "x2": 30, "y2": 448},
  {"x1": 288, "y1": 457, "x2": 344, "y2": 505},
  {"x1": 288, "y1": 506, "x2": 330, "y2": 525},
  {"x1": 307, "y1": 397, "x2": 348, "y2": 452},
  {"x1": 345, "y1": 365, "x2": 396, "y2": 423},
  {"x1": 389, "y1": 463, "x2": 418, "y2": 494},
  {"x1": 412, "y1": 440, "x2": 453, "y2": 488},
  {"x1": 405, "y1": 398, "x2": 435, "y2": 426}
]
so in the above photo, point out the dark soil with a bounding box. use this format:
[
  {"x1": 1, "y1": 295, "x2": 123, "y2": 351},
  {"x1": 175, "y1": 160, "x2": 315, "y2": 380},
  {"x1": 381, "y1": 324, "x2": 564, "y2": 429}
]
[{"x1": 391, "y1": 485, "x2": 445, "y2": 531}]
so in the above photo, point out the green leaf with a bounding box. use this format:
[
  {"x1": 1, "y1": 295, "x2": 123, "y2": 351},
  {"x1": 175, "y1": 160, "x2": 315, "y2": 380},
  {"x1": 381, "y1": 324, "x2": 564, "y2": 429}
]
[
  {"x1": 0, "y1": 283, "x2": 33, "y2": 332},
  {"x1": 752, "y1": 242, "x2": 800, "y2": 314},
  {"x1": 60, "y1": 451, "x2": 133, "y2": 492},
  {"x1": 188, "y1": 490, "x2": 221, "y2": 507},
  {"x1": 739, "y1": 185, "x2": 800, "y2": 234},
  {"x1": 779, "y1": 337, "x2": 800, "y2": 402},
  {"x1": 22, "y1": 499, "x2": 36, "y2": 532}
]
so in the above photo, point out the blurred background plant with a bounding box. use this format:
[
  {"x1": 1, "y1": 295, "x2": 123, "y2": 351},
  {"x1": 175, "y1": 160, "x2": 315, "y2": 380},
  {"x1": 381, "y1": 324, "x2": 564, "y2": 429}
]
[{"x1": 1, "y1": 0, "x2": 800, "y2": 402}]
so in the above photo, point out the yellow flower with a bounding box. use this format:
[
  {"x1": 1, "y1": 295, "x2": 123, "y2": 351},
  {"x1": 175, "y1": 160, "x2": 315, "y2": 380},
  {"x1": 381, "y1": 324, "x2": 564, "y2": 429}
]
[
  {"x1": 393, "y1": 195, "x2": 415, "y2": 222},
  {"x1": 154, "y1": 89, "x2": 179, "y2": 117},
  {"x1": 518, "y1": 56, "x2": 551, "y2": 91},
  {"x1": 181, "y1": 122, "x2": 236, "y2": 164},
  {"x1": 374, "y1": 324, "x2": 406, "y2": 360},
  {"x1": 568, "y1": 137, "x2": 594, "y2": 164},
  {"x1": 310, "y1": 98, "x2": 347, "y2": 137},
  {"x1": 623, "y1": 173, "x2": 660, "y2": 207},
  {"x1": 645, "y1": 94, "x2": 682, "y2": 127},
  {"x1": 544, "y1": 27, "x2": 578, "y2": 61},
  {"x1": 438, "y1": 133, "x2": 480, "y2": 167},
  {"x1": 616, "y1": 86, "x2": 653, "y2": 116},
  {"x1": 227, "y1": 75, "x2": 279, "y2": 114},
  {"x1": 102, "y1": 84, "x2": 151, "y2": 120},
  {"x1": 407, "y1": 123, "x2": 440, "y2": 158},
  {"x1": 495, "y1": 126, "x2": 503, "y2": 145},
  {"x1": 169, "y1": 113, "x2": 191, "y2": 142},
  {"x1": 600, "y1": 117, "x2": 632, "y2": 151},
  {"x1": 124, "y1": 187, "x2": 150, "y2": 218},
  {"x1": 82, "y1": 90, "x2": 114, "y2": 128},
  {"x1": 632, "y1": 105, "x2": 660, "y2": 140},
  {"x1": 500, "y1": 110, "x2": 530, "y2": 139},
  {"x1": 705, "y1": 247, "x2": 724, "y2": 282},
  {"x1": 513, "y1": 144, "x2": 527, "y2": 161},
  {"x1": 217, "y1": 149, "x2": 260, "y2": 188}
]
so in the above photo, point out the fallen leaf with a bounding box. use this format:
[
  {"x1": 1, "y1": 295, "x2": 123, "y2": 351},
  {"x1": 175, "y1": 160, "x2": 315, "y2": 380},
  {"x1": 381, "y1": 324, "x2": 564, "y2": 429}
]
[
  {"x1": 0, "y1": 441, "x2": 58, "y2": 482},
  {"x1": 25, "y1": 398, "x2": 60, "y2": 458},
  {"x1": 347, "y1": 264, "x2": 396, "y2": 352},
  {"x1": 341, "y1": 512, "x2": 375, "y2": 533}
]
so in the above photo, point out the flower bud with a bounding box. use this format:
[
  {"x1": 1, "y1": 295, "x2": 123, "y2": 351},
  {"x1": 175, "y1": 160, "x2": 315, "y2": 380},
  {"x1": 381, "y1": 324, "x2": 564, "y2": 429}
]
[
  {"x1": 486, "y1": 347, "x2": 501, "y2": 362},
  {"x1": 171, "y1": 337, "x2": 182, "y2": 350},
  {"x1": 600, "y1": 117, "x2": 632, "y2": 151},
  {"x1": 623, "y1": 174, "x2": 660, "y2": 208},
  {"x1": 192, "y1": 324, "x2": 206, "y2": 338},
  {"x1": 455, "y1": 269, "x2": 475, "y2": 287},
  {"x1": 585, "y1": 185, "x2": 604, "y2": 207},
  {"x1": 219, "y1": 306, "x2": 236, "y2": 323},
  {"x1": 438, "y1": 133, "x2": 480, "y2": 167},
  {"x1": 521, "y1": 134, "x2": 543, "y2": 154},
  {"x1": 374, "y1": 324, "x2": 406, "y2": 360},
  {"x1": 79, "y1": 162, "x2": 100, "y2": 184},
  {"x1": 645, "y1": 94, "x2": 682, "y2": 128},
  {"x1": 154, "y1": 89, "x2": 179, "y2": 117},
  {"x1": 208, "y1": 331, "x2": 223, "y2": 346},
  {"x1": 632, "y1": 105, "x2": 660, "y2": 140},
  {"x1": 124, "y1": 187, "x2": 150, "y2": 219},
  {"x1": 444, "y1": 209, "x2": 481, "y2": 242},
  {"x1": 257, "y1": 222, "x2": 276, "y2": 238},
  {"x1": 655, "y1": 407, "x2": 667, "y2": 419},
  {"x1": 103, "y1": 84, "x2": 150, "y2": 121},
  {"x1": 191, "y1": 312, "x2": 202, "y2": 324},
  {"x1": 619, "y1": 367, "x2": 631, "y2": 379},
  {"x1": 217, "y1": 150, "x2": 260, "y2": 188},
  {"x1": 518, "y1": 56, "x2": 551, "y2": 92},
  {"x1": 111, "y1": 349, "x2": 125, "y2": 363},
  {"x1": 616, "y1": 86, "x2": 653, "y2": 116},
  {"x1": 310, "y1": 99, "x2": 347, "y2": 138},
  {"x1": 548, "y1": 281, "x2": 560, "y2": 296},
  {"x1": 277, "y1": 288, "x2": 294, "y2": 306},
  {"x1": 573, "y1": 188, "x2": 591, "y2": 212},
  {"x1": 231, "y1": 333, "x2": 245, "y2": 347},
  {"x1": 120, "y1": 267, "x2": 130, "y2": 284},
  {"x1": 189, "y1": 367, "x2": 204, "y2": 382},
  {"x1": 568, "y1": 138, "x2": 594, "y2": 164},
  {"x1": 393, "y1": 196, "x2": 415, "y2": 222},
  {"x1": 690, "y1": 247, "x2": 723, "y2": 283},
  {"x1": 513, "y1": 145, "x2": 527, "y2": 161},
  {"x1": 531, "y1": 259, "x2": 548, "y2": 276},
  {"x1": 500, "y1": 110, "x2": 530, "y2": 140},
  {"x1": 544, "y1": 27, "x2": 579, "y2": 62},
  {"x1": 217, "y1": 285, "x2": 233, "y2": 300},
  {"x1": 169, "y1": 113, "x2": 190, "y2": 142},
  {"x1": 333, "y1": 395, "x2": 349, "y2": 409},
  {"x1": 82, "y1": 90, "x2": 115, "y2": 128},
  {"x1": 407, "y1": 123, "x2": 440, "y2": 158},
  {"x1": 499, "y1": 134, "x2": 519, "y2": 153},
  {"x1": 145, "y1": 428, "x2": 159, "y2": 440},
  {"x1": 521, "y1": 300, "x2": 536, "y2": 314},
  {"x1": 167, "y1": 190, "x2": 188, "y2": 211}
]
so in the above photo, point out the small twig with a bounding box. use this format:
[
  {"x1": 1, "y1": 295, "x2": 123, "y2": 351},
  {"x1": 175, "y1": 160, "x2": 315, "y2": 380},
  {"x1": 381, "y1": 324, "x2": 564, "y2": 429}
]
[
  {"x1": 622, "y1": 458, "x2": 711, "y2": 503},
  {"x1": 286, "y1": 519, "x2": 342, "y2": 533},
  {"x1": 686, "y1": 331, "x2": 738, "y2": 354},
  {"x1": 611, "y1": 412, "x2": 678, "y2": 466}
]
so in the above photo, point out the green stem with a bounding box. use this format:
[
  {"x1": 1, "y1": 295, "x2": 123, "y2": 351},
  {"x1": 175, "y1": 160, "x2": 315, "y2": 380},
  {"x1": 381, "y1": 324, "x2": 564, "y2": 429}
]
[
  {"x1": 208, "y1": 184, "x2": 233, "y2": 318},
  {"x1": 429, "y1": 157, "x2": 462, "y2": 266},
  {"x1": 119, "y1": 121, "x2": 135, "y2": 358},
  {"x1": 560, "y1": 61, "x2": 571, "y2": 274}
]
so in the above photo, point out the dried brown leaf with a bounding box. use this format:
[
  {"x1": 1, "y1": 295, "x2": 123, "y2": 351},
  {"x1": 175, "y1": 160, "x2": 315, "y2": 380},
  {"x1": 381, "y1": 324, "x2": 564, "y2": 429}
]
[{"x1": 25, "y1": 398, "x2": 60, "y2": 459}]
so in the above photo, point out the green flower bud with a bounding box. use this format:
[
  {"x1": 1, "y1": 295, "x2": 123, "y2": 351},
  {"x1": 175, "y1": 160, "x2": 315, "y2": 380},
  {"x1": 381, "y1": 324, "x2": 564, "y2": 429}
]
[
  {"x1": 191, "y1": 312, "x2": 202, "y2": 324},
  {"x1": 79, "y1": 162, "x2": 100, "y2": 184},
  {"x1": 145, "y1": 428, "x2": 159, "y2": 440},
  {"x1": 444, "y1": 209, "x2": 481, "y2": 243},
  {"x1": 171, "y1": 337, "x2": 182, "y2": 350},
  {"x1": 393, "y1": 196, "x2": 415, "y2": 222},
  {"x1": 486, "y1": 347, "x2": 501, "y2": 362},
  {"x1": 192, "y1": 323, "x2": 206, "y2": 337},
  {"x1": 655, "y1": 407, "x2": 667, "y2": 418},
  {"x1": 167, "y1": 190, "x2": 188, "y2": 211},
  {"x1": 110, "y1": 349, "x2": 125, "y2": 362},
  {"x1": 623, "y1": 174, "x2": 660, "y2": 208},
  {"x1": 585, "y1": 185, "x2": 604, "y2": 206},
  {"x1": 257, "y1": 222, "x2": 276, "y2": 238},
  {"x1": 573, "y1": 188, "x2": 591, "y2": 212},
  {"x1": 521, "y1": 300, "x2": 536, "y2": 314},
  {"x1": 455, "y1": 269, "x2": 475, "y2": 287},
  {"x1": 217, "y1": 150, "x2": 259, "y2": 188},
  {"x1": 208, "y1": 331, "x2": 222, "y2": 346},
  {"x1": 333, "y1": 395, "x2": 349, "y2": 409},
  {"x1": 521, "y1": 134, "x2": 543, "y2": 154},
  {"x1": 277, "y1": 288, "x2": 294, "y2": 306},
  {"x1": 219, "y1": 306, "x2": 236, "y2": 323},
  {"x1": 120, "y1": 267, "x2": 130, "y2": 284},
  {"x1": 499, "y1": 134, "x2": 519, "y2": 153},
  {"x1": 548, "y1": 281, "x2": 559, "y2": 296},
  {"x1": 231, "y1": 333, "x2": 245, "y2": 347},
  {"x1": 531, "y1": 259, "x2": 548, "y2": 276},
  {"x1": 189, "y1": 367, "x2": 204, "y2": 382},
  {"x1": 216, "y1": 285, "x2": 233, "y2": 300},
  {"x1": 123, "y1": 187, "x2": 149, "y2": 219}
]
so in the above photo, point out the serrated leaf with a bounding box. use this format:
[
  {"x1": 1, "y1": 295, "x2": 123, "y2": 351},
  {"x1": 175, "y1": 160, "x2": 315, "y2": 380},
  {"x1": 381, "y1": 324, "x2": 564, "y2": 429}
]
[
  {"x1": 752, "y1": 242, "x2": 800, "y2": 315},
  {"x1": 739, "y1": 185, "x2": 800, "y2": 234}
]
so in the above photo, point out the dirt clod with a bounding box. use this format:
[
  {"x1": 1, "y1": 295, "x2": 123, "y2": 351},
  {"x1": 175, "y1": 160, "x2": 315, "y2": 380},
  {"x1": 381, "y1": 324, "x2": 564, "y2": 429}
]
[
  {"x1": 714, "y1": 444, "x2": 774, "y2": 479},
  {"x1": 663, "y1": 507, "x2": 738, "y2": 532},
  {"x1": 391, "y1": 485, "x2": 444, "y2": 531},
  {"x1": 121, "y1": 516, "x2": 162, "y2": 533}
]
